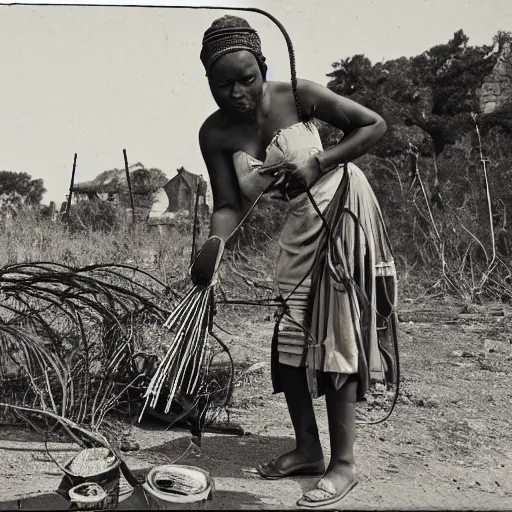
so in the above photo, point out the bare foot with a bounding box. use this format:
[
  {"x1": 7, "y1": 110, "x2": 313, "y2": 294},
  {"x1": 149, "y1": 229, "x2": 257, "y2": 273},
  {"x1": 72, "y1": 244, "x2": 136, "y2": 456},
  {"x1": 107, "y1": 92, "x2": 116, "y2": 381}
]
[
  {"x1": 321, "y1": 462, "x2": 357, "y2": 493},
  {"x1": 257, "y1": 448, "x2": 325, "y2": 479},
  {"x1": 297, "y1": 463, "x2": 358, "y2": 507}
]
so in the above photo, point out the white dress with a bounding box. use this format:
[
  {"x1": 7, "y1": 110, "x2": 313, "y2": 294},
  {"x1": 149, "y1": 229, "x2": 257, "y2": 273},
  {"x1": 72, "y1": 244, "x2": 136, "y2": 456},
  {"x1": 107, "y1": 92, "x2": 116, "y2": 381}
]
[{"x1": 232, "y1": 121, "x2": 397, "y2": 396}]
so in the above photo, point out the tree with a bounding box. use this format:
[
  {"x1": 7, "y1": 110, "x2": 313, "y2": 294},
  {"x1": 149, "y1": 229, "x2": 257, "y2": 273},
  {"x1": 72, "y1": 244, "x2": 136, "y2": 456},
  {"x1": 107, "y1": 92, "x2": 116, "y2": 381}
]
[
  {"x1": 130, "y1": 167, "x2": 168, "y2": 195},
  {"x1": 492, "y1": 30, "x2": 512, "y2": 53},
  {"x1": 322, "y1": 30, "x2": 502, "y2": 157},
  {"x1": 0, "y1": 171, "x2": 46, "y2": 210}
]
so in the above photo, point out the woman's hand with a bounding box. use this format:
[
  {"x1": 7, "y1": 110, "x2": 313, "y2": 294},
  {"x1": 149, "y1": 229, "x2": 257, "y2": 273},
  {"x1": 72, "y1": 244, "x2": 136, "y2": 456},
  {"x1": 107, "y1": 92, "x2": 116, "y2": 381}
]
[
  {"x1": 189, "y1": 236, "x2": 225, "y2": 287},
  {"x1": 259, "y1": 154, "x2": 322, "y2": 198}
]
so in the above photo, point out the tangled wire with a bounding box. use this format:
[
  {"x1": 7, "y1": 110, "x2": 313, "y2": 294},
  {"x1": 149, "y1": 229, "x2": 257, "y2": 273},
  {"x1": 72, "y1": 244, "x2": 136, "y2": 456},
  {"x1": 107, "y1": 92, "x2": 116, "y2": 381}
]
[{"x1": 0, "y1": 262, "x2": 233, "y2": 439}]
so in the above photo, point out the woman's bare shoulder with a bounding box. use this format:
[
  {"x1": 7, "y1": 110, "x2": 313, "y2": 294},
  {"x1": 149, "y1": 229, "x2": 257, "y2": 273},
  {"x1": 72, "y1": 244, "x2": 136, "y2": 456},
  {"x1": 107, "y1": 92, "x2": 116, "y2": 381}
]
[
  {"x1": 268, "y1": 79, "x2": 319, "y2": 119},
  {"x1": 199, "y1": 110, "x2": 226, "y2": 151},
  {"x1": 268, "y1": 80, "x2": 297, "y2": 102}
]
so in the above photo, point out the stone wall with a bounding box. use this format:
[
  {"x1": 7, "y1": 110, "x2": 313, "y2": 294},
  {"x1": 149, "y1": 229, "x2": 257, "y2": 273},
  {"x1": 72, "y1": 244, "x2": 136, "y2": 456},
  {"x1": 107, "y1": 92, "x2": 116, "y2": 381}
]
[{"x1": 479, "y1": 42, "x2": 512, "y2": 114}]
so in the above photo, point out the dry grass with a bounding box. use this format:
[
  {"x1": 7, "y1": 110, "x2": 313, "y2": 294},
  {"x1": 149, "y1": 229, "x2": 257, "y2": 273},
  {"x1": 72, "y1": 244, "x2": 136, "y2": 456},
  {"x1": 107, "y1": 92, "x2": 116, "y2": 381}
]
[
  {"x1": 356, "y1": 121, "x2": 512, "y2": 303},
  {"x1": 0, "y1": 206, "x2": 272, "y2": 443},
  {"x1": 0, "y1": 208, "x2": 192, "y2": 281}
]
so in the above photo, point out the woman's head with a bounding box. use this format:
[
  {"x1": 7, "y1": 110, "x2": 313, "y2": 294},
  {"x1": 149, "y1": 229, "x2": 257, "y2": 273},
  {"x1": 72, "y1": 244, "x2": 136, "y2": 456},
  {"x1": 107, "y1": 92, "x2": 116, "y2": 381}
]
[{"x1": 201, "y1": 15, "x2": 268, "y2": 118}]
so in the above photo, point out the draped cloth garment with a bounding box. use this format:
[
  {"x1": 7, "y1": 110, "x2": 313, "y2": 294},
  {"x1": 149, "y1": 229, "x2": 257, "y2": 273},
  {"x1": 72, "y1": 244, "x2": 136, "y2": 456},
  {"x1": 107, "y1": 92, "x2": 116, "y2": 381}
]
[{"x1": 232, "y1": 121, "x2": 398, "y2": 399}]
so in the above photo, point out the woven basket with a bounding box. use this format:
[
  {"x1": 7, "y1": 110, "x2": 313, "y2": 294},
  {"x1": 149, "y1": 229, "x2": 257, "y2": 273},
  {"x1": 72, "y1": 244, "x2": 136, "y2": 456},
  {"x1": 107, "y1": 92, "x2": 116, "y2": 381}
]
[
  {"x1": 142, "y1": 465, "x2": 213, "y2": 511},
  {"x1": 56, "y1": 449, "x2": 121, "y2": 510},
  {"x1": 68, "y1": 482, "x2": 107, "y2": 511}
]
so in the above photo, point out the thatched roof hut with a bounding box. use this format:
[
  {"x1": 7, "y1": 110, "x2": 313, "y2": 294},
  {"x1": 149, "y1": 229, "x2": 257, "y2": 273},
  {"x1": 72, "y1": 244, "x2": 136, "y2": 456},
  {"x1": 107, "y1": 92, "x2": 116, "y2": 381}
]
[
  {"x1": 73, "y1": 169, "x2": 129, "y2": 197},
  {"x1": 73, "y1": 163, "x2": 169, "y2": 198},
  {"x1": 73, "y1": 165, "x2": 209, "y2": 224}
]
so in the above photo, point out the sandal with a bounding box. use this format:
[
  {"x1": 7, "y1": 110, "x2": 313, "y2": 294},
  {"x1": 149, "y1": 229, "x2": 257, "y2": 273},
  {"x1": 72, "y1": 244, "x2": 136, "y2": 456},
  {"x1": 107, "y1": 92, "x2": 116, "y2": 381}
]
[
  {"x1": 257, "y1": 457, "x2": 325, "y2": 480},
  {"x1": 297, "y1": 475, "x2": 359, "y2": 508}
]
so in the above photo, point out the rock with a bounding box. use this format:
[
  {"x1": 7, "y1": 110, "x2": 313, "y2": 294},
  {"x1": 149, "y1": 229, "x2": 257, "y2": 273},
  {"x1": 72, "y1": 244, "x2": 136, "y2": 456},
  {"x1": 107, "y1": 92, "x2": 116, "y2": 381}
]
[
  {"x1": 484, "y1": 339, "x2": 503, "y2": 355},
  {"x1": 243, "y1": 361, "x2": 269, "y2": 375},
  {"x1": 450, "y1": 348, "x2": 475, "y2": 358},
  {"x1": 260, "y1": 498, "x2": 282, "y2": 506},
  {"x1": 461, "y1": 303, "x2": 479, "y2": 314},
  {"x1": 120, "y1": 439, "x2": 140, "y2": 452},
  {"x1": 484, "y1": 101, "x2": 497, "y2": 114},
  {"x1": 399, "y1": 394, "x2": 412, "y2": 405}
]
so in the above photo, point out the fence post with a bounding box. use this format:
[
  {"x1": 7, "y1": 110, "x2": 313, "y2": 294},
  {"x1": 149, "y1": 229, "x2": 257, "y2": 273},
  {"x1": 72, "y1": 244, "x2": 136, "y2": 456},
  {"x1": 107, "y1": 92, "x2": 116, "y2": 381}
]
[
  {"x1": 65, "y1": 153, "x2": 77, "y2": 223},
  {"x1": 123, "y1": 149, "x2": 136, "y2": 229}
]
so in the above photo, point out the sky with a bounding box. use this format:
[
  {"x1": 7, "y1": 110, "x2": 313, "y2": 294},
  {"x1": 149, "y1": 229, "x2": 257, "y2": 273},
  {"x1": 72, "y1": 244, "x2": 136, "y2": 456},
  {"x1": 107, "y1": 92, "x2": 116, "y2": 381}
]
[{"x1": 1, "y1": 0, "x2": 511, "y2": 206}]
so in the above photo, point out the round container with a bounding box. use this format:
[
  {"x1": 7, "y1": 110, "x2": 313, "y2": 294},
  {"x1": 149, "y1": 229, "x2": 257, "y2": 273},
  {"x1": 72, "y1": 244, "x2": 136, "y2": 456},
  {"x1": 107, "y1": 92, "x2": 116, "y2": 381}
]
[
  {"x1": 58, "y1": 448, "x2": 121, "y2": 509},
  {"x1": 69, "y1": 482, "x2": 107, "y2": 510},
  {"x1": 142, "y1": 465, "x2": 213, "y2": 510}
]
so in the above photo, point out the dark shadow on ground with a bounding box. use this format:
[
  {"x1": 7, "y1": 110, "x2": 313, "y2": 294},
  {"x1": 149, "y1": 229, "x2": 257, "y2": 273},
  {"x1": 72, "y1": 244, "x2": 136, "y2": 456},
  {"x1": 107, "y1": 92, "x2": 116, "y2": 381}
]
[
  {"x1": 0, "y1": 425, "x2": 65, "y2": 444},
  {"x1": 0, "y1": 434, "x2": 314, "y2": 510},
  {"x1": 138, "y1": 432, "x2": 295, "y2": 478},
  {"x1": 118, "y1": 486, "x2": 270, "y2": 511}
]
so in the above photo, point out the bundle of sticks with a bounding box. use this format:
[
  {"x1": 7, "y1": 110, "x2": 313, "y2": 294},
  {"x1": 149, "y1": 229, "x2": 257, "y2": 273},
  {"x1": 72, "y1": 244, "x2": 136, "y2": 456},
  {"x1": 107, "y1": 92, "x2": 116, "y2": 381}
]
[{"x1": 140, "y1": 237, "x2": 225, "y2": 423}]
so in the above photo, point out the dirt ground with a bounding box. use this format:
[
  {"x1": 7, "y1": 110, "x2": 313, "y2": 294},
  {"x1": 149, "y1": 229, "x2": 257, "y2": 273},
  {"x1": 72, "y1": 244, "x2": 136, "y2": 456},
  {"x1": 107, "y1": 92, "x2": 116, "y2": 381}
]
[{"x1": 1, "y1": 296, "x2": 512, "y2": 510}]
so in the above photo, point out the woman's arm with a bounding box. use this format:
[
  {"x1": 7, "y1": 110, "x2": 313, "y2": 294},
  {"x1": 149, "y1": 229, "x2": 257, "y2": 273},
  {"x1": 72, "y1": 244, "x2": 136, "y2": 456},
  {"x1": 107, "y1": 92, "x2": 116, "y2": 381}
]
[
  {"x1": 190, "y1": 121, "x2": 243, "y2": 286},
  {"x1": 298, "y1": 78, "x2": 387, "y2": 172},
  {"x1": 198, "y1": 120, "x2": 243, "y2": 243}
]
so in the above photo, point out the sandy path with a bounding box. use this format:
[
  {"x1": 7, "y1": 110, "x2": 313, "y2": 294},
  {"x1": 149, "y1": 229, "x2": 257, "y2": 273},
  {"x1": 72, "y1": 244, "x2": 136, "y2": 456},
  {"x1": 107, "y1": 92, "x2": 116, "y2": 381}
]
[{"x1": 1, "y1": 299, "x2": 511, "y2": 509}]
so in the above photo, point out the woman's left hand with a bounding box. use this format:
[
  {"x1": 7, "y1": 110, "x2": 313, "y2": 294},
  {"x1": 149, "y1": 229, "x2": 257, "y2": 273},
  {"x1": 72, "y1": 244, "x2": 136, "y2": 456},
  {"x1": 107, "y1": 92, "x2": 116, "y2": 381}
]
[{"x1": 259, "y1": 154, "x2": 322, "y2": 197}]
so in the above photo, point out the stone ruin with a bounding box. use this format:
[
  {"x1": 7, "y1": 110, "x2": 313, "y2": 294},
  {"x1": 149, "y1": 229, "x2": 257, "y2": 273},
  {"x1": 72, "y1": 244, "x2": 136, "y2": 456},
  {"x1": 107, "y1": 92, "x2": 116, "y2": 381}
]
[
  {"x1": 478, "y1": 41, "x2": 512, "y2": 114},
  {"x1": 147, "y1": 167, "x2": 209, "y2": 237}
]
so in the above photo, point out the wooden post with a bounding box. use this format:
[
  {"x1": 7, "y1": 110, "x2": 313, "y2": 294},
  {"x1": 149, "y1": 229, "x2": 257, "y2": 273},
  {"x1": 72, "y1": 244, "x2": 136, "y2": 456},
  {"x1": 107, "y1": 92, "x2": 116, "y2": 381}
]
[
  {"x1": 190, "y1": 183, "x2": 201, "y2": 265},
  {"x1": 65, "y1": 153, "x2": 77, "y2": 223},
  {"x1": 408, "y1": 145, "x2": 419, "y2": 191},
  {"x1": 123, "y1": 149, "x2": 135, "y2": 227}
]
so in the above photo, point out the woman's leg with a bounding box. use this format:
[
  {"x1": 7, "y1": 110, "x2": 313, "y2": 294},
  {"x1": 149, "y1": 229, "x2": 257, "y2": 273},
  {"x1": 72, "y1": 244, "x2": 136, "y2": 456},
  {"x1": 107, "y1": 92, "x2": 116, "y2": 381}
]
[
  {"x1": 258, "y1": 363, "x2": 324, "y2": 478},
  {"x1": 323, "y1": 377, "x2": 358, "y2": 490},
  {"x1": 297, "y1": 376, "x2": 358, "y2": 506},
  {"x1": 279, "y1": 363, "x2": 324, "y2": 464}
]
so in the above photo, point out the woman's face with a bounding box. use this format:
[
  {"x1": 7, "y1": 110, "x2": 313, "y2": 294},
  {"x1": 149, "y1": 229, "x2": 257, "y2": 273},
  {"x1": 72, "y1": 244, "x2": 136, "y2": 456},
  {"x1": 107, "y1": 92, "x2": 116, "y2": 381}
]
[{"x1": 208, "y1": 50, "x2": 265, "y2": 119}]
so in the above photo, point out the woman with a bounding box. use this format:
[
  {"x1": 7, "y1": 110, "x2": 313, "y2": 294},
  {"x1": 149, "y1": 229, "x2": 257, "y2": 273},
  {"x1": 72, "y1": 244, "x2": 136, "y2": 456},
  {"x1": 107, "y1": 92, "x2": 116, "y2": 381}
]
[{"x1": 191, "y1": 15, "x2": 397, "y2": 509}]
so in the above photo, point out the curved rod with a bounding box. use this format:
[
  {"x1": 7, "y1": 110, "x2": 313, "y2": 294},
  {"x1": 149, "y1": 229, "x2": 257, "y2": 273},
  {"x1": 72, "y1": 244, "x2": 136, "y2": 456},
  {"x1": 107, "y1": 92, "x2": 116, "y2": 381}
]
[
  {"x1": 6, "y1": 1, "x2": 400, "y2": 425},
  {"x1": 5, "y1": 2, "x2": 305, "y2": 121}
]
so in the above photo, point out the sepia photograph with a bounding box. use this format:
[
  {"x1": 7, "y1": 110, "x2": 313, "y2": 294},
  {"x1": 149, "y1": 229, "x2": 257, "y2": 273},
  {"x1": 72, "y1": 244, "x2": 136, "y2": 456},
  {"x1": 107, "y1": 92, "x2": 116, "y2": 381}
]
[{"x1": 0, "y1": 0, "x2": 511, "y2": 509}]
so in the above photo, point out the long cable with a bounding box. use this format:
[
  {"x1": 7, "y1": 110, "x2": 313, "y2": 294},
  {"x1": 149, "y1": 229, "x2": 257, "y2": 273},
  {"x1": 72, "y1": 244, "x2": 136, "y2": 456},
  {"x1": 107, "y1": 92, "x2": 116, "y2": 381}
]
[
  {"x1": 162, "y1": 3, "x2": 401, "y2": 425},
  {"x1": 193, "y1": 169, "x2": 400, "y2": 424},
  {"x1": 14, "y1": 0, "x2": 400, "y2": 425}
]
